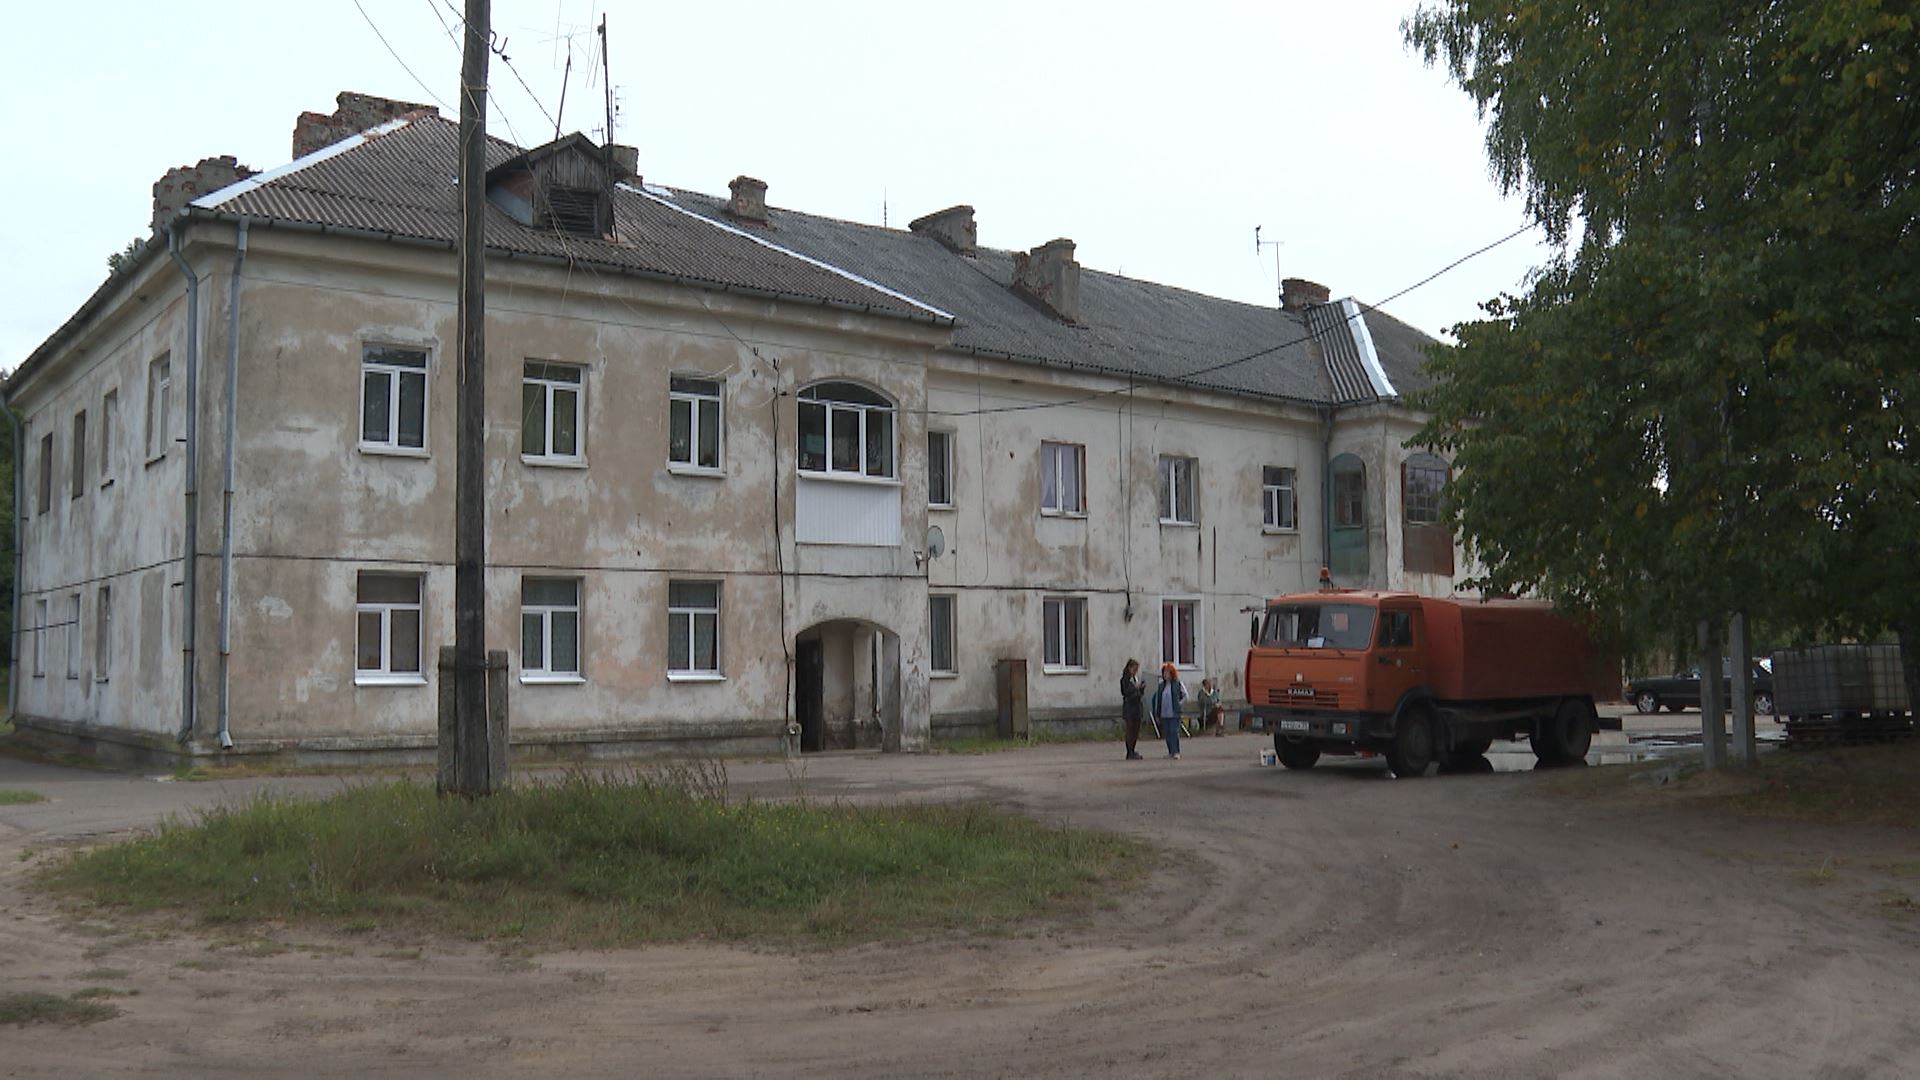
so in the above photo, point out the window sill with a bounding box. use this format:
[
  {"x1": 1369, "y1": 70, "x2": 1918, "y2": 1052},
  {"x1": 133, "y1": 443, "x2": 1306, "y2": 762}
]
[
  {"x1": 1041, "y1": 665, "x2": 1089, "y2": 676},
  {"x1": 523, "y1": 455, "x2": 588, "y2": 470},
  {"x1": 144, "y1": 452, "x2": 167, "y2": 469},
  {"x1": 667, "y1": 671, "x2": 726, "y2": 683},
  {"x1": 1039, "y1": 509, "x2": 1088, "y2": 520},
  {"x1": 1158, "y1": 519, "x2": 1199, "y2": 529},
  {"x1": 521, "y1": 674, "x2": 586, "y2": 686},
  {"x1": 95, "y1": 676, "x2": 110, "y2": 684},
  {"x1": 798, "y1": 470, "x2": 900, "y2": 487},
  {"x1": 67, "y1": 673, "x2": 81, "y2": 681},
  {"x1": 360, "y1": 443, "x2": 431, "y2": 459},
  {"x1": 930, "y1": 670, "x2": 958, "y2": 680},
  {"x1": 668, "y1": 463, "x2": 726, "y2": 479},
  {"x1": 355, "y1": 673, "x2": 428, "y2": 687},
  {"x1": 1261, "y1": 526, "x2": 1298, "y2": 536},
  {"x1": 929, "y1": 502, "x2": 955, "y2": 513},
  {"x1": 99, "y1": 477, "x2": 114, "y2": 490}
]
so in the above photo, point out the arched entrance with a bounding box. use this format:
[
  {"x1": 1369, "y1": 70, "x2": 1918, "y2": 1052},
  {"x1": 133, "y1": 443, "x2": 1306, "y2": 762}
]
[{"x1": 794, "y1": 620, "x2": 903, "y2": 752}]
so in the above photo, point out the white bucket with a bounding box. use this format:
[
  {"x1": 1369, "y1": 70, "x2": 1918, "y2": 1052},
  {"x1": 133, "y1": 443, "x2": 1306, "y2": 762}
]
[{"x1": 1258, "y1": 747, "x2": 1277, "y2": 767}]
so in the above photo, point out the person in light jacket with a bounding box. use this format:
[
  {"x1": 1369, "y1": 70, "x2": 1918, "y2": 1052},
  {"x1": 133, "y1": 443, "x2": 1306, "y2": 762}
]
[
  {"x1": 1154, "y1": 662, "x2": 1187, "y2": 759},
  {"x1": 1120, "y1": 659, "x2": 1145, "y2": 761}
]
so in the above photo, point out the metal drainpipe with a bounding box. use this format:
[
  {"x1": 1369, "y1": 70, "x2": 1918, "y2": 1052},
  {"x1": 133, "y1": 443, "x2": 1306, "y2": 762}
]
[
  {"x1": 1, "y1": 402, "x2": 21, "y2": 717},
  {"x1": 1320, "y1": 405, "x2": 1334, "y2": 582},
  {"x1": 216, "y1": 217, "x2": 247, "y2": 750},
  {"x1": 166, "y1": 221, "x2": 201, "y2": 745}
]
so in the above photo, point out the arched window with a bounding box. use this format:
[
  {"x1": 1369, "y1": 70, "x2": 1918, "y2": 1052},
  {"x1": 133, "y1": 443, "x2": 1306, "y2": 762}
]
[
  {"x1": 798, "y1": 382, "x2": 895, "y2": 480},
  {"x1": 1329, "y1": 453, "x2": 1369, "y2": 580}
]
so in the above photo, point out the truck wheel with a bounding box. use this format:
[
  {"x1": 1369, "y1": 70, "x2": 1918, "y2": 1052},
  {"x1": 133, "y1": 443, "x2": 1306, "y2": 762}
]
[
  {"x1": 1531, "y1": 700, "x2": 1594, "y2": 764},
  {"x1": 1385, "y1": 710, "x2": 1434, "y2": 778},
  {"x1": 1634, "y1": 691, "x2": 1659, "y2": 714},
  {"x1": 1275, "y1": 736, "x2": 1319, "y2": 770}
]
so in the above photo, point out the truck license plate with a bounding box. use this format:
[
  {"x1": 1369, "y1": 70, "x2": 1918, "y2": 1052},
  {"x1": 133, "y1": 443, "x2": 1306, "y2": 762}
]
[{"x1": 1279, "y1": 720, "x2": 1309, "y2": 732}]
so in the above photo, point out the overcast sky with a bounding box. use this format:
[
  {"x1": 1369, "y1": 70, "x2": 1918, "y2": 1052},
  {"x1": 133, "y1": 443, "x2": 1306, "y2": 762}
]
[{"x1": 0, "y1": 0, "x2": 1556, "y2": 371}]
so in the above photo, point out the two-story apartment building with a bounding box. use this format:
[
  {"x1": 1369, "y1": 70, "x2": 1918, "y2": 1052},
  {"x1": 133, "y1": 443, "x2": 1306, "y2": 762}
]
[{"x1": 5, "y1": 93, "x2": 1462, "y2": 763}]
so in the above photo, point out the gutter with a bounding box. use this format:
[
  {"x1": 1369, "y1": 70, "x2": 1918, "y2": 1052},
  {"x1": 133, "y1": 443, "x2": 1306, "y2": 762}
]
[
  {"x1": 1, "y1": 403, "x2": 19, "y2": 717},
  {"x1": 216, "y1": 217, "x2": 248, "y2": 750},
  {"x1": 165, "y1": 221, "x2": 200, "y2": 745}
]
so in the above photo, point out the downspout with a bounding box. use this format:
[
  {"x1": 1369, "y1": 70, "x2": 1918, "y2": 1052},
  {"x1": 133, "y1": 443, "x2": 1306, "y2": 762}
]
[
  {"x1": 1320, "y1": 404, "x2": 1334, "y2": 582},
  {"x1": 1, "y1": 402, "x2": 21, "y2": 717},
  {"x1": 166, "y1": 221, "x2": 201, "y2": 745},
  {"x1": 216, "y1": 217, "x2": 248, "y2": 750}
]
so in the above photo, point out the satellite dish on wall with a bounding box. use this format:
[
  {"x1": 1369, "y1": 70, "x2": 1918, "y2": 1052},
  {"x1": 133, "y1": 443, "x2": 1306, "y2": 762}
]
[{"x1": 926, "y1": 525, "x2": 946, "y2": 560}]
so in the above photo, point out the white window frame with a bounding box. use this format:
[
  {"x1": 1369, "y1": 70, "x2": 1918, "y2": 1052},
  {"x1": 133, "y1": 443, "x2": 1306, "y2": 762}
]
[
  {"x1": 927, "y1": 430, "x2": 955, "y2": 509},
  {"x1": 520, "y1": 577, "x2": 584, "y2": 683},
  {"x1": 95, "y1": 586, "x2": 112, "y2": 682},
  {"x1": 667, "y1": 580, "x2": 723, "y2": 680},
  {"x1": 929, "y1": 593, "x2": 957, "y2": 676},
  {"x1": 1040, "y1": 441, "x2": 1086, "y2": 516},
  {"x1": 522, "y1": 360, "x2": 587, "y2": 466},
  {"x1": 145, "y1": 354, "x2": 172, "y2": 463},
  {"x1": 1042, "y1": 596, "x2": 1087, "y2": 673},
  {"x1": 354, "y1": 572, "x2": 426, "y2": 685},
  {"x1": 1263, "y1": 465, "x2": 1297, "y2": 532},
  {"x1": 66, "y1": 592, "x2": 82, "y2": 679},
  {"x1": 1159, "y1": 454, "x2": 1198, "y2": 525},
  {"x1": 1160, "y1": 597, "x2": 1200, "y2": 670},
  {"x1": 668, "y1": 374, "x2": 725, "y2": 474},
  {"x1": 1405, "y1": 455, "x2": 1449, "y2": 526},
  {"x1": 31, "y1": 598, "x2": 47, "y2": 678},
  {"x1": 797, "y1": 382, "x2": 896, "y2": 482},
  {"x1": 359, "y1": 344, "x2": 430, "y2": 455},
  {"x1": 99, "y1": 389, "x2": 117, "y2": 487}
]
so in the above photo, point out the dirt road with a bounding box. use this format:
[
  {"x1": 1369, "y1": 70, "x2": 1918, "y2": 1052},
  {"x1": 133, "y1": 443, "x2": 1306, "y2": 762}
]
[{"x1": 3, "y1": 734, "x2": 1917, "y2": 1078}]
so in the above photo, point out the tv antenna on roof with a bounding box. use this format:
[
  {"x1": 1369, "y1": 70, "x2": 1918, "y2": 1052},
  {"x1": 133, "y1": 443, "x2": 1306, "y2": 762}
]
[{"x1": 1255, "y1": 226, "x2": 1284, "y2": 307}]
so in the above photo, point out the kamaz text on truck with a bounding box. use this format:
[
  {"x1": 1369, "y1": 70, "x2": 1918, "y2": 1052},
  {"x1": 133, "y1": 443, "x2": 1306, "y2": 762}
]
[{"x1": 1244, "y1": 590, "x2": 1621, "y2": 776}]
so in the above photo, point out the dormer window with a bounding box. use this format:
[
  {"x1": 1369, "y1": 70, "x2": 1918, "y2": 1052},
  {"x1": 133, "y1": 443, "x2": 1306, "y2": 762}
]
[
  {"x1": 484, "y1": 133, "x2": 619, "y2": 239},
  {"x1": 547, "y1": 186, "x2": 603, "y2": 237}
]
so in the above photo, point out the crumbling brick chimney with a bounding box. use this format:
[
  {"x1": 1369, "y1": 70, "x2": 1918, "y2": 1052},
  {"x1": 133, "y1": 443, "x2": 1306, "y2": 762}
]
[
  {"x1": 908, "y1": 205, "x2": 977, "y2": 254},
  {"x1": 292, "y1": 91, "x2": 439, "y2": 159},
  {"x1": 151, "y1": 156, "x2": 257, "y2": 233},
  {"x1": 1012, "y1": 238, "x2": 1084, "y2": 325},
  {"x1": 727, "y1": 176, "x2": 769, "y2": 223},
  {"x1": 1281, "y1": 277, "x2": 1332, "y2": 312},
  {"x1": 605, "y1": 144, "x2": 640, "y2": 183}
]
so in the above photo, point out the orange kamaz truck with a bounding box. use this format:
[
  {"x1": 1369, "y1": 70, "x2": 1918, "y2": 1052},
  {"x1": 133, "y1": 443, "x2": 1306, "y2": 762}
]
[{"x1": 1244, "y1": 590, "x2": 1620, "y2": 776}]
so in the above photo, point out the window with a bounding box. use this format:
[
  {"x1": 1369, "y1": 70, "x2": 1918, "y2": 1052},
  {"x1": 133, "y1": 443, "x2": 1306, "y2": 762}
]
[
  {"x1": 1333, "y1": 459, "x2": 1367, "y2": 528},
  {"x1": 95, "y1": 587, "x2": 113, "y2": 680},
  {"x1": 145, "y1": 354, "x2": 172, "y2": 460},
  {"x1": 520, "y1": 577, "x2": 581, "y2": 680},
  {"x1": 668, "y1": 581, "x2": 721, "y2": 677},
  {"x1": 929, "y1": 594, "x2": 956, "y2": 674},
  {"x1": 1042, "y1": 596, "x2": 1086, "y2": 671},
  {"x1": 37, "y1": 433, "x2": 52, "y2": 514},
  {"x1": 927, "y1": 430, "x2": 954, "y2": 508},
  {"x1": 32, "y1": 598, "x2": 47, "y2": 677},
  {"x1": 361, "y1": 345, "x2": 428, "y2": 452},
  {"x1": 798, "y1": 382, "x2": 894, "y2": 479},
  {"x1": 71, "y1": 411, "x2": 86, "y2": 498},
  {"x1": 66, "y1": 593, "x2": 81, "y2": 679},
  {"x1": 1378, "y1": 609, "x2": 1414, "y2": 648},
  {"x1": 522, "y1": 361, "x2": 585, "y2": 463},
  {"x1": 355, "y1": 573, "x2": 424, "y2": 681},
  {"x1": 1159, "y1": 455, "x2": 1197, "y2": 524},
  {"x1": 100, "y1": 390, "x2": 117, "y2": 485},
  {"x1": 1404, "y1": 455, "x2": 1448, "y2": 526},
  {"x1": 1040, "y1": 441, "x2": 1085, "y2": 514},
  {"x1": 669, "y1": 375, "x2": 723, "y2": 471},
  {"x1": 1161, "y1": 599, "x2": 1198, "y2": 669},
  {"x1": 1262, "y1": 466, "x2": 1296, "y2": 530}
]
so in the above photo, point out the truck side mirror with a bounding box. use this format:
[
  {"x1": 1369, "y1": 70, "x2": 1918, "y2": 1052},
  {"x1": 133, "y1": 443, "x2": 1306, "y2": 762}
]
[{"x1": 1250, "y1": 615, "x2": 1261, "y2": 645}]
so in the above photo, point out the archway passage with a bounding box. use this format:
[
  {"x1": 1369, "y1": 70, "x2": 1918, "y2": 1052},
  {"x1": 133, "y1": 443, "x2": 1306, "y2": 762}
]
[{"x1": 794, "y1": 620, "x2": 902, "y2": 752}]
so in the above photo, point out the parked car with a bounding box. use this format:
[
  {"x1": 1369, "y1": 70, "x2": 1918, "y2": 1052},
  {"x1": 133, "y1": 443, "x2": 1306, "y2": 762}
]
[{"x1": 1628, "y1": 660, "x2": 1774, "y2": 716}]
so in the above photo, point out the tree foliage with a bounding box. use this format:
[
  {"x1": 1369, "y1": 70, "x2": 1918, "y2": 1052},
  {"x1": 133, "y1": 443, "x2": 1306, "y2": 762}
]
[{"x1": 1403, "y1": 2, "x2": 1919, "y2": 667}]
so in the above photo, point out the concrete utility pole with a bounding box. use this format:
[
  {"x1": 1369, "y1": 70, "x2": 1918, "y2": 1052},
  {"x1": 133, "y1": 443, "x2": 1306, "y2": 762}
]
[
  {"x1": 1728, "y1": 612, "x2": 1757, "y2": 767},
  {"x1": 441, "y1": 0, "x2": 506, "y2": 796},
  {"x1": 1698, "y1": 619, "x2": 1728, "y2": 770}
]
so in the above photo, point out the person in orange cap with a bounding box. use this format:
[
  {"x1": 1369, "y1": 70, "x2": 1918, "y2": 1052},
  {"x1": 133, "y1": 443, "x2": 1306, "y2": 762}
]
[{"x1": 1152, "y1": 662, "x2": 1187, "y2": 759}]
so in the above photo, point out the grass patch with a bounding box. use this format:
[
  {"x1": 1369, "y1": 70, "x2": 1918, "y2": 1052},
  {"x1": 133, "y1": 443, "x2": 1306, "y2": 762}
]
[
  {"x1": 42, "y1": 766, "x2": 1149, "y2": 948},
  {"x1": 0, "y1": 991, "x2": 120, "y2": 1027},
  {"x1": 0, "y1": 789, "x2": 47, "y2": 805},
  {"x1": 936, "y1": 728, "x2": 1124, "y2": 754},
  {"x1": 1541, "y1": 741, "x2": 1920, "y2": 829}
]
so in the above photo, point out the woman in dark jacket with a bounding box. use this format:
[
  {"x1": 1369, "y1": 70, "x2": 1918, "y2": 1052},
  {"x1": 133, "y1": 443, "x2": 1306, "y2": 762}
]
[{"x1": 1120, "y1": 659, "x2": 1145, "y2": 761}]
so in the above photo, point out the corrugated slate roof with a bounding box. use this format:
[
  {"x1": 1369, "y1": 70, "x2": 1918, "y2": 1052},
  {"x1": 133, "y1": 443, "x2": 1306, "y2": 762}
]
[{"x1": 194, "y1": 117, "x2": 947, "y2": 325}]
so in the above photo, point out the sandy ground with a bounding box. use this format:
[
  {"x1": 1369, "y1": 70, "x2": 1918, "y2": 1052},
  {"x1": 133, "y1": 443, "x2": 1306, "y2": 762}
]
[{"x1": 3, "y1": 722, "x2": 1918, "y2": 1079}]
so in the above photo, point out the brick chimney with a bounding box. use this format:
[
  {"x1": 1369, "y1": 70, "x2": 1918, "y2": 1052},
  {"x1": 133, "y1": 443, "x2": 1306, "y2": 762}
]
[
  {"x1": 1281, "y1": 277, "x2": 1332, "y2": 312},
  {"x1": 151, "y1": 156, "x2": 257, "y2": 232},
  {"x1": 1012, "y1": 239, "x2": 1084, "y2": 325},
  {"x1": 605, "y1": 144, "x2": 639, "y2": 182},
  {"x1": 292, "y1": 91, "x2": 438, "y2": 159},
  {"x1": 727, "y1": 176, "x2": 768, "y2": 223},
  {"x1": 908, "y1": 205, "x2": 977, "y2": 254}
]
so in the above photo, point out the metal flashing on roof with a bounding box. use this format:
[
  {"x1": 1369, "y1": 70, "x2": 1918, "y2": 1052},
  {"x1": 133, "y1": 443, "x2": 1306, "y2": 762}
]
[
  {"x1": 1342, "y1": 298, "x2": 1396, "y2": 399},
  {"x1": 190, "y1": 117, "x2": 416, "y2": 213}
]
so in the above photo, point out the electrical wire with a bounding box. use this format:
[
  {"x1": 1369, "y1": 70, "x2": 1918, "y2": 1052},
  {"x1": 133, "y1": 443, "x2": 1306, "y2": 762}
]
[{"x1": 352, "y1": 0, "x2": 453, "y2": 113}]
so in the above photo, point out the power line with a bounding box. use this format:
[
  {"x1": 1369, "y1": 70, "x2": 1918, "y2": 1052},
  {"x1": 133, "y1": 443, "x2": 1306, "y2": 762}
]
[{"x1": 351, "y1": 0, "x2": 453, "y2": 113}]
